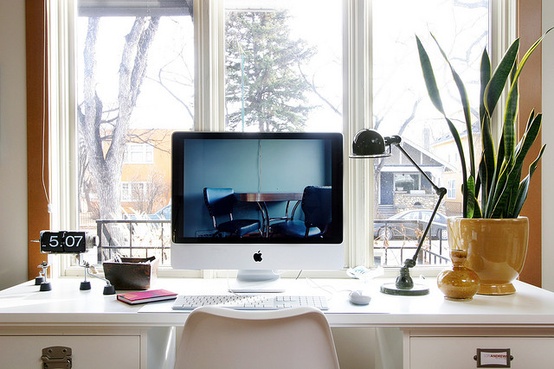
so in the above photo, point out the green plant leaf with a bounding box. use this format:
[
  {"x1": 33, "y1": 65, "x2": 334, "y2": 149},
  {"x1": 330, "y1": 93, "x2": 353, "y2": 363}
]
[
  {"x1": 498, "y1": 28, "x2": 554, "y2": 215},
  {"x1": 416, "y1": 36, "x2": 445, "y2": 114},
  {"x1": 514, "y1": 112, "x2": 542, "y2": 168},
  {"x1": 505, "y1": 113, "x2": 544, "y2": 216},
  {"x1": 484, "y1": 39, "x2": 519, "y2": 116},
  {"x1": 445, "y1": 117, "x2": 470, "y2": 217},
  {"x1": 488, "y1": 112, "x2": 542, "y2": 217},
  {"x1": 477, "y1": 50, "x2": 495, "y2": 210},
  {"x1": 479, "y1": 49, "x2": 491, "y2": 124},
  {"x1": 430, "y1": 34, "x2": 475, "y2": 179},
  {"x1": 510, "y1": 27, "x2": 554, "y2": 86},
  {"x1": 417, "y1": 36, "x2": 470, "y2": 216},
  {"x1": 417, "y1": 29, "x2": 551, "y2": 218},
  {"x1": 512, "y1": 144, "x2": 546, "y2": 217},
  {"x1": 501, "y1": 80, "x2": 518, "y2": 169},
  {"x1": 485, "y1": 160, "x2": 510, "y2": 218},
  {"x1": 466, "y1": 175, "x2": 480, "y2": 218}
]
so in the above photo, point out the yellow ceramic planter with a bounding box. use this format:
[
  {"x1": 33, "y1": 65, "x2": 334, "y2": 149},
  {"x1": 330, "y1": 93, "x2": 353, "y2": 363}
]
[{"x1": 446, "y1": 217, "x2": 529, "y2": 295}]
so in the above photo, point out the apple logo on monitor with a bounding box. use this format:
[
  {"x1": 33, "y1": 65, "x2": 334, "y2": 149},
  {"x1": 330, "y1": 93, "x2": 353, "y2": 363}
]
[{"x1": 253, "y1": 250, "x2": 263, "y2": 262}]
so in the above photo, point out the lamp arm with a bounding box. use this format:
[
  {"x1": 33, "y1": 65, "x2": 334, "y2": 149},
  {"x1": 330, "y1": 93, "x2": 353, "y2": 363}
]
[
  {"x1": 386, "y1": 136, "x2": 448, "y2": 290},
  {"x1": 408, "y1": 187, "x2": 447, "y2": 264},
  {"x1": 394, "y1": 188, "x2": 446, "y2": 290},
  {"x1": 389, "y1": 137, "x2": 444, "y2": 196}
]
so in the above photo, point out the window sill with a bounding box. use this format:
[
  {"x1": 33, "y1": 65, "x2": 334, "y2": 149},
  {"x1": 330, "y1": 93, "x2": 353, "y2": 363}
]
[{"x1": 62, "y1": 265, "x2": 447, "y2": 280}]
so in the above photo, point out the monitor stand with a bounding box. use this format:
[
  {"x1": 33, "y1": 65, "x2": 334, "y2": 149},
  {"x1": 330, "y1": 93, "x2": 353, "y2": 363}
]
[{"x1": 228, "y1": 270, "x2": 285, "y2": 293}]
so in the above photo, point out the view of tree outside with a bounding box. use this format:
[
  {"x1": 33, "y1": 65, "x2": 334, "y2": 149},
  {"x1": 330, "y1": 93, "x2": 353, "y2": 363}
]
[
  {"x1": 77, "y1": 11, "x2": 193, "y2": 225},
  {"x1": 225, "y1": 11, "x2": 316, "y2": 132},
  {"x1": 225, "y1": 0, "x2": 343, "y2": 133},
  {"x1": 76, "y1": 6, "x2": 194, "y2": 262},
  {"x1": 79, "y1": 15, "x2": 160, "y2": 222},
  {"x1": 74, "y1": 0, "x2": 490, "y2": 266}
]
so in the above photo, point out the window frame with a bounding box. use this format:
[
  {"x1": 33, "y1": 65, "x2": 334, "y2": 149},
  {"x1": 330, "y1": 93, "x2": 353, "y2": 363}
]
[{"x1": 42, "y1": 0, "x2": 517, "y2": 277}]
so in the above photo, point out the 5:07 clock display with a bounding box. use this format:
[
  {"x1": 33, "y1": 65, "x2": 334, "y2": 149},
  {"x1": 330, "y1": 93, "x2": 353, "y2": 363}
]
[{"x1": 40, "y1": 231, "x2": 96, "y2": 254}]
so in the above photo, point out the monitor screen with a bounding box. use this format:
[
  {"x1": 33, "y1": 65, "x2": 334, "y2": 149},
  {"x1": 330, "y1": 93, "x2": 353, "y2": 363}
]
[{"x1": 171, "y1": 132, "x2": 344, "y2": 290}]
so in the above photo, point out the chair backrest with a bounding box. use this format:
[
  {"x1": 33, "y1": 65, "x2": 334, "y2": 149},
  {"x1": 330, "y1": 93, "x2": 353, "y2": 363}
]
[
  {"x1": 203, "y1": 187, "x2": 236, "y2": 219},
  {"x1": 174, "y1": 306, "x2": 340, "y2": 369},
  {"x1": 301, "y1": 186, "x2": 332, "y2": 234}
]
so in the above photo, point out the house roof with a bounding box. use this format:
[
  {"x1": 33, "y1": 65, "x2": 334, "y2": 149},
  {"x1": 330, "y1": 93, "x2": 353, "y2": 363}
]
[{"x1": 397, "y1": 137, "x2": 457, "y2": 173}]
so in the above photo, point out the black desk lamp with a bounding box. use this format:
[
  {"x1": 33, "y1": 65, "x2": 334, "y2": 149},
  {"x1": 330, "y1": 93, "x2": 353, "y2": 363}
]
[{"x1": 350, "y1": 129, "x2": 447, "y2": 296}]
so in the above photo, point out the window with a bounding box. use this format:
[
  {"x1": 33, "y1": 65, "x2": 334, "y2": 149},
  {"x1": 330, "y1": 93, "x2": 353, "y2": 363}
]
[
  {"x1": 124, "y1": 144, "x2": 154, "y2": 164},
  {"x1": 121, "y1": 182, "x2": 148, "y2": 202},
  {"x1": 447, "y1": 179, "x2": 456, "y2": 200},
  {"x1": 48, "y1": 0, "x2": 513, "y2": 271},
  {"x1": 370, "y1": 0, "x2": 505, "y2": 267},
  {"x1": 73, "y1": 1, "x2": 192, "y2": 259}
]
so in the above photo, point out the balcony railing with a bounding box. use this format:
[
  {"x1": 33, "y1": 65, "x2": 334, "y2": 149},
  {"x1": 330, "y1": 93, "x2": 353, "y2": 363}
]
[
  {"x1": 373, "y1": 219, "x2": 450, "y2": 266},
  {"x1": 96, "y1": 218, "x2": 171, "y2": 266},
  {"x1": 95, "y1": 218, "x2": 450, "y2": 268}
]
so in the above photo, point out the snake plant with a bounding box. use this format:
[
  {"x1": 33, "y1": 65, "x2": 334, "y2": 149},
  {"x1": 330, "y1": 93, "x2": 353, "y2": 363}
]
[{"x1": 416, "y1": 29, "x2": 552, "y2": 218}]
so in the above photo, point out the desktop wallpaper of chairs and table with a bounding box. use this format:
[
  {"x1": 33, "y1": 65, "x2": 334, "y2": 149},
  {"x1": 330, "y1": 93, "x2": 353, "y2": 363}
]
[{"x1": 179, "y1": 138, "x2": 335, "y2": 240}]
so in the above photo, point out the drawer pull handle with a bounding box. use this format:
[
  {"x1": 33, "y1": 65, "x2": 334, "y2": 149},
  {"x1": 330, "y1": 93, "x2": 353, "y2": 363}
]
[{"x1": 41, "y1": 346, "x2": 72, "y2": 369}]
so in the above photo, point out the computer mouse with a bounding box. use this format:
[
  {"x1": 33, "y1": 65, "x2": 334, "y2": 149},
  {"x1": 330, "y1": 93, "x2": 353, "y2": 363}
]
[{"x1": 349, "y1": 290, "x2": 371, "y2": 305}]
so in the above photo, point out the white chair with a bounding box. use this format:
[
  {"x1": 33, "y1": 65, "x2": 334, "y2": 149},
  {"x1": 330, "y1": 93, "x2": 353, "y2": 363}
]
[{"x1": 174, "y1": 306, "x2": 340, "y2": 369}]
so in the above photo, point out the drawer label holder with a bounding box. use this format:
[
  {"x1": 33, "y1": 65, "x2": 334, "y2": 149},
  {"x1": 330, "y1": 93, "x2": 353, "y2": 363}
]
[{"x1": 474, "y1": 348, "x2": 513, "y2": 368}]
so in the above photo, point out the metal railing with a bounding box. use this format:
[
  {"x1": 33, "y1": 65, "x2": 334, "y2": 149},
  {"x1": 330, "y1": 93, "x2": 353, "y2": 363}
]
[
  {"x1": 373, "y1": 220, "x2": 450, "y2": 267},
  {"x1": 96, "y1": 218, "x2": 171, "y2": 265},
  {"x1": 95, "y1": 218, "x2": 449, "y2": 268}
]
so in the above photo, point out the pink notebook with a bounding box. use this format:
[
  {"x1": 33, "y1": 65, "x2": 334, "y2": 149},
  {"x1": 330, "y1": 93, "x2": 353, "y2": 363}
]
[{"x1": 117, "y1": 289, "x2": 178, "y2": 305}]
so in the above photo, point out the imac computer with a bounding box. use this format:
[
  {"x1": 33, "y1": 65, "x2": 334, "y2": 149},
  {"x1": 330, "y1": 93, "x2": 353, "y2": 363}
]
[{"x1": 171, "y1": 132, "x2": 344, "y2": 292}]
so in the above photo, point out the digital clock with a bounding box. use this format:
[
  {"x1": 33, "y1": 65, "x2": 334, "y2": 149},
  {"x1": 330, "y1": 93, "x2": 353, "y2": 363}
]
[{"x1": 40, "y1": 231, "x2": 97, "y2": 254}]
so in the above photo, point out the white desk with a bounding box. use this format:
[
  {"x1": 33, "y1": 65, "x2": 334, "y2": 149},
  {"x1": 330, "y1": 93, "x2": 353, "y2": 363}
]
[{"x1": 1, "y1": 277, "x2": 554, "y2": 368}]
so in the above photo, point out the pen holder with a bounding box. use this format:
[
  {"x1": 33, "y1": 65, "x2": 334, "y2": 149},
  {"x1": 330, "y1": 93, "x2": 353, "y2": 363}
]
[{"x1": 103, "y1": 256, "x2": 159, "y2": 290}]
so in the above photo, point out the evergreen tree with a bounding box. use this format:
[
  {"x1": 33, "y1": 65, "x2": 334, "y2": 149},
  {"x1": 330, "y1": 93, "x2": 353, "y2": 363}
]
[{"x1": 225, "y1": 11, "x2": 316, "y2": 132}]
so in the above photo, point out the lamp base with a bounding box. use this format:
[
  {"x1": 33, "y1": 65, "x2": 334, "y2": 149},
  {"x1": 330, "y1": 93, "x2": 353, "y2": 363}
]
[{"x1": 380, "y1": 282, "x2": 429, "y2": 296}]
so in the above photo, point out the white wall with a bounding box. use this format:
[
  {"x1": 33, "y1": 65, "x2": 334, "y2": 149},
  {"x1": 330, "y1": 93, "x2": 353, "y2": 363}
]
[
  {"x1": 543, "y1": 1, "x2": 554, "y2": 291},
  {"x1": 0, "y1": 1, "x2": 28, "y2": 289}
]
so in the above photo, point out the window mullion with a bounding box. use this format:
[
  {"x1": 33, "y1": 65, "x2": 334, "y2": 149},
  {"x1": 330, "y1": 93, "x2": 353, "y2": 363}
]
[
  {"x1": 344, "y1": 0, "x2": 372, "y2": 267},
  {"x1": 47, "y1": 0, "x2": 79, "y2": 276},
  {"x1": 48, "y1": 0, "x2": 78, "y2": 231},
  {"x1": 194, "y1": 0, "x2": 225, "y2": 132},
  {"x1": 490, "y1": 0, "x2": 517, "y2": 141}
]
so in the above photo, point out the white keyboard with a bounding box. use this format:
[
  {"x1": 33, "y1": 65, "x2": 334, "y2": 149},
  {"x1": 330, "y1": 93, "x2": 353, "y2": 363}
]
[{"x1": 172, "y1": 294, "x2": 329, "y2": 311}]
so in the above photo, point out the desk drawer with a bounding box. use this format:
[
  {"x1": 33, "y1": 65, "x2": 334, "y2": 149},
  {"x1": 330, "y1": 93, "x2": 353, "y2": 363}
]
[
  {"x1": 408, "y1": 336, "x2": 554, "y2": 369},
  {"x1": 0, "y1": 335, "x2": 141, "y2": 368}
]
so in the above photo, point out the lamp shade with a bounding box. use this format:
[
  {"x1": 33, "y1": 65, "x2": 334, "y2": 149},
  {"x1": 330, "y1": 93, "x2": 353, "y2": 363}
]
[{"x1": 351, "y1": 129, "x2": 390, "y2": 158}]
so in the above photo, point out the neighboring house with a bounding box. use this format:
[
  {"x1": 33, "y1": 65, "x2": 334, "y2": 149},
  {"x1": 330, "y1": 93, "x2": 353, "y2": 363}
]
[
  {"x1": 120, "y1": 129, "x2": 174, "y2": 215},
  {"x1": 431, "y1": 124, "x2": 481, "y2": 216},
  {"x1": 375, "y1": 138, "x2": 457, "y2": 218},
  {"x1": 78, "y1": 129, "x2": 174, "y2": 229}
]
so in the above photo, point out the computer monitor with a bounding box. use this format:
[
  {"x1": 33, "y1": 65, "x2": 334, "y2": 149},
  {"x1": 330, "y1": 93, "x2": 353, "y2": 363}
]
[{"x1": 171, "y1": 131, "x2": 344, "y2": 292}]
